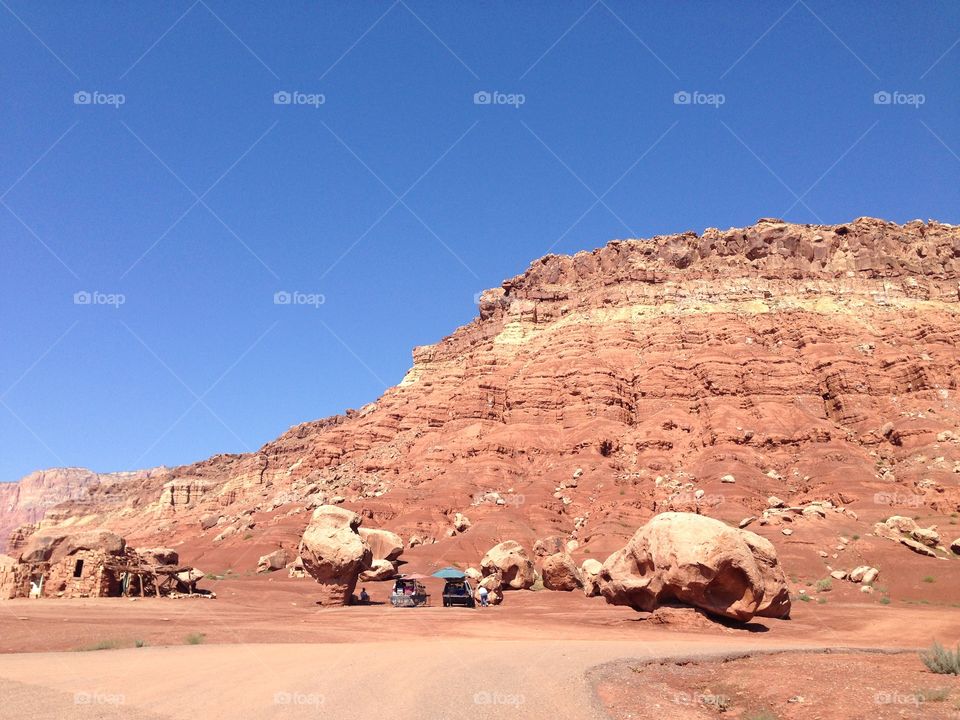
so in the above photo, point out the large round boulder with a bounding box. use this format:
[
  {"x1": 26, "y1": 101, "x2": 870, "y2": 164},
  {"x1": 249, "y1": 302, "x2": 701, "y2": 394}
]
[
  {"x1": 541, "y1": 553, "x2": 582, "y2": 591},
  {"x1": 598, "y1": 512, "x2": 791, "y2": 622},
  {"x1": 480, "y1": 541, "x2": 535, "y2": 590},
  {"x1": 299, "y1": 506, "x2": 373, "y2": 605}
]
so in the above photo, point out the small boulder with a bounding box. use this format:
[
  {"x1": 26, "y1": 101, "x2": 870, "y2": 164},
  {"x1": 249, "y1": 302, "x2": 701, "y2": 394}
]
[
  {"x1": 950, "y1": 538, "x2": 960, "y2": 556},
  {"x1": 359, "y1": 558, "x2": 397, "y2": 582},
  {"x1": 580, "y1": 559, "x2": 603, "y2": 597},
  {"x1": 480, "y1": 541, "x2": 535, "y2": 590},
  {"x1": 533, "y1": 536, "x2": 566, "y2": 557},
  {"x1": 541, "y1": 553, "x2": 582, "y2": 591},
  {"x1": 720, "y1": 474, "x2": 736, "y2": 484},
  {"x1": 912, "y1": 527, "x2": 940, "y2": 547},
  {"x1": 257, "y1": 548, "x2": 292, "y2": 574},
  {"x1": 452, "y1": 513, "x2": 471, "y2": 533}
]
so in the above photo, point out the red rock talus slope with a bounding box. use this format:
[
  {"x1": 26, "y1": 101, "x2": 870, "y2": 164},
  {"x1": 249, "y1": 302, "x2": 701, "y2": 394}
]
[{"x1": 8, "y1": 218, "x2": 960, "y2": 598}]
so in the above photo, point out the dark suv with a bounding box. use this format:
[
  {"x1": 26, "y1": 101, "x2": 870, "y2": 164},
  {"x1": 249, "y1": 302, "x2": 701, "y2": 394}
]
[{"x1": 441, "y1": 578, "x2": 475, "y2": 607}]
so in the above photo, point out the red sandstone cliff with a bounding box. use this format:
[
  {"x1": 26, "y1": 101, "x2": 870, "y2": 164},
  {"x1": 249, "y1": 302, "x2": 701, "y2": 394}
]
[{"x1": 6, "y1": 218, "x2": 960, "y2": 588}]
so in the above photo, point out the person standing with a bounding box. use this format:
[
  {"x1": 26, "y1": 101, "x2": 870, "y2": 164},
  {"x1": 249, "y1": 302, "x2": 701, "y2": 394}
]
[{"x1": 477, "y1": 584, "x2": 489, "y2": 607}]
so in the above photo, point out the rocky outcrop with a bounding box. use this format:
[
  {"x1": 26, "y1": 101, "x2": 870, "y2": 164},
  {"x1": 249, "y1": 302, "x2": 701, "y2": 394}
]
[
  {"x1": 298, "y1": 506, "x2": 372, "y2": 605},
  {"x1": 480, "y1": 541, "x2": 535, "y2": 590},
  {"x1": 19, "y1": 529, "x2": 126, "y2": 564},
  {"x1": 599, "y1": 512, "x2": 791, "y2": 622}
]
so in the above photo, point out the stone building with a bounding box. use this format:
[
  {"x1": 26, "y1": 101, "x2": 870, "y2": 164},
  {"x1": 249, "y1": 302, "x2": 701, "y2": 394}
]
[{"x1": 0, "y1": 529, "x2": 207, "y2": 600}]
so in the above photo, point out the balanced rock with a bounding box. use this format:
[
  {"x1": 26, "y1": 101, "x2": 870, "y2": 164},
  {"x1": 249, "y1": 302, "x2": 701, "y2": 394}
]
[
  {"x1": 299, "y1": 506, "x2": 373, "y2": 605},
  {"x1": 541, "y1": 553, "x2": 582, "y2": 591},
  {"x1": 598, "y1": 512, "x2": 791, "y2": 622},
  {"x1": 480, "y1": 540, "x2": 535, "y2": 590}
]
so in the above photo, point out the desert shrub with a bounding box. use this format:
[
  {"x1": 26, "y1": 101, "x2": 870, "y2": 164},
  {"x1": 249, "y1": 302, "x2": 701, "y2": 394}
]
[
  {"x1": 816, "y1": 578, "x2": 832, "y2": 592},
  {"x1": 917, "y1": 688, "x2": 949, "y2": 702},
  {"x1": 184, "y1": 633, "x2": 206, "y2": 645},
  {"x1": 923, "y1": 576, "x2": 936, "y2": 583},
  {"x1": 879, "y1": 596, "x2": 891, "y2": 605},
  {"x1": 920, "y1": 642, "x2": 960, "y2": 675},
  {"x1": 76, "y1": 639, "x2": 119, "y2": 652},
  {"x1": 135, "y1": 639, "x2": 146, "y2": 648}
]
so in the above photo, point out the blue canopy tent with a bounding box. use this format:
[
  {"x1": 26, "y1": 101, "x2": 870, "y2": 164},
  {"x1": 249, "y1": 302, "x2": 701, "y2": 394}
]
[{"x1": 431, "y1": 567, "x2": 466, "y2": 579}]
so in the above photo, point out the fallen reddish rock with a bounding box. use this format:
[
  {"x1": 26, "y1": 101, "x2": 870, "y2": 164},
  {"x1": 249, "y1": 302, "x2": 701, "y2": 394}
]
[{"x1": 599, "y1": 512, "x2": 791, "y2": 622}]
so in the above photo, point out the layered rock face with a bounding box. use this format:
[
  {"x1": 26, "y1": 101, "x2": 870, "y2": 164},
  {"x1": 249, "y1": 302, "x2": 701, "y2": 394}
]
[
  {"x1": 4, "y1": 219, "x2": 959, "y2": 590},
  {"x1": 598, "y1": 512, "x2": 790, "y2": 621}
]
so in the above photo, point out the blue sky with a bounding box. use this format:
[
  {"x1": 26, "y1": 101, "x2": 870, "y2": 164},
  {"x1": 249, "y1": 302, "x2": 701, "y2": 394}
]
[{"x1": 1, "y1": 1, "x2": 958, "y2": 481}]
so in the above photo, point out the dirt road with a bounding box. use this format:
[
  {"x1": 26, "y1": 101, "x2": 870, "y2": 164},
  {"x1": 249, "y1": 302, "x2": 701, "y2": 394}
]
[{"x1": 0, "y1": 639, "x2": 876, "y2": 720}]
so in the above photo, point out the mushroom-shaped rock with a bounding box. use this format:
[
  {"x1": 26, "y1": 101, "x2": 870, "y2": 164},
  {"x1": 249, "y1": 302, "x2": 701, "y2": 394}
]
[
  {"x1": 598, "y1": 512, "x2": 791, "y2": 622},
  {"x1": 299, "y1": 505, "x2": 373, "y2": 605},
  {"x1": 358, "y1": 528, "x2": 404, "y2": 562},
  {"x1": 480, "y1": 540, "x2": 535, "y2": 590},
  {"x1": 541, "y1": 553, "x2": 582, "y2": 591},
  {"x1": 580, "y1": 559, "x2": 603, "y2": 597}
]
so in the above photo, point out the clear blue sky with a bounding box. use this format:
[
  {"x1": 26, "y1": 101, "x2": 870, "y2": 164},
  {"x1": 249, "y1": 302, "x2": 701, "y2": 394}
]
[{"x1": 1, "y1": 1, "x2": 958, "y2": 481}]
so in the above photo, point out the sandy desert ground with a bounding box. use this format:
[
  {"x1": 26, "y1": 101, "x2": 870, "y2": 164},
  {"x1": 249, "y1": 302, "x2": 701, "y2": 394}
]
[{"x1": 0, "y1": 576, "x2": 958, "y2": 720}]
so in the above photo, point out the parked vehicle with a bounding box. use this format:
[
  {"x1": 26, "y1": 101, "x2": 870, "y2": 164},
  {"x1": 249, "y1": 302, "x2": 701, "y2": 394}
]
[
  {"x1": 390, "y1": 576, "x2": 429, "y2": 607},
  {"x1": 441, "y1": 578, "x2": 475, "y2": 607}
]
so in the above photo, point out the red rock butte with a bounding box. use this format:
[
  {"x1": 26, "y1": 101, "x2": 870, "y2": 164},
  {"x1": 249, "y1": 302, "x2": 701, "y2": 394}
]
[{"x1": 2, "y1": 217, "x2": 959, "y2": 600}]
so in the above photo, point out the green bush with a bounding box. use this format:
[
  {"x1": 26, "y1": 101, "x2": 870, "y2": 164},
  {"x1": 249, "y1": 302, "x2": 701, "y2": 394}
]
[
  {"x1": 184, "y1": 633, "x2": 206, "y2": 645},
  {"x1": 816, "y1": 578, "x2": 832, "y2": 592},
  {"x1": 920, "y1": 642, "x2": 960, "y2": 675}
]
